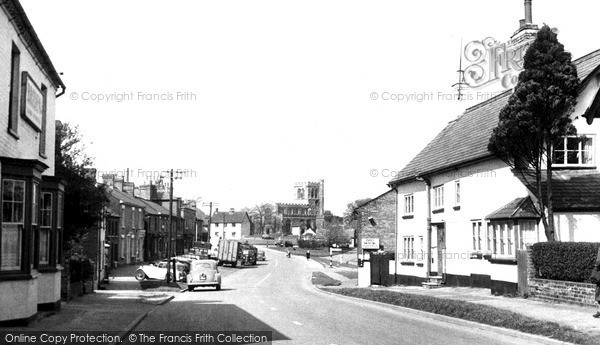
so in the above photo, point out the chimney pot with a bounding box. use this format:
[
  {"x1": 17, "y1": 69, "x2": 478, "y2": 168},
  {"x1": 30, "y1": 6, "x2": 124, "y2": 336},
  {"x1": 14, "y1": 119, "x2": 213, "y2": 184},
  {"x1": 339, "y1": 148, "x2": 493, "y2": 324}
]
[{"x1": 525, "y1": 0, "x2": 532, "y2": 24}]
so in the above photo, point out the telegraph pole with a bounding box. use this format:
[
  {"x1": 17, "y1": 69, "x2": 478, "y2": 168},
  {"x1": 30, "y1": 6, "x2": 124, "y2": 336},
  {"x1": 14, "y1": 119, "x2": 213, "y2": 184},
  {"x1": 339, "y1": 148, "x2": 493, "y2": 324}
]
[
  {"x1": 202, "y1": 202, "x2": 218, "y2": 248},
  {"x1": 167, "y1": 169, "x2": 175, "y2": 283}
]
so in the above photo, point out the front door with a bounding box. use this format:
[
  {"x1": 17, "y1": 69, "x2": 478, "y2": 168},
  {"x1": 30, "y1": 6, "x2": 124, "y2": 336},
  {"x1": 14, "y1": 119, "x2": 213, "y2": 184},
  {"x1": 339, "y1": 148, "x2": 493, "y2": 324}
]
[
  {"x1": 436, "y1": 224, "x2": 446, "y2": 275},
  {"x1": 430, "y1": 223, "x2": 446, "y2": 276}
]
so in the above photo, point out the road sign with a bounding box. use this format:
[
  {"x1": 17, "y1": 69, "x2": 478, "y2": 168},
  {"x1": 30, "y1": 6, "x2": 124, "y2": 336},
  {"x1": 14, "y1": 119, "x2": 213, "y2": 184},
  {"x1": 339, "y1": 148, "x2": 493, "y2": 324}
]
[
  {"x1": 362, "y1": 238, "x2": 379, "y2": 250},
  {"x1": 329, "y1": 247, "x2": 342, "y2": 255}
]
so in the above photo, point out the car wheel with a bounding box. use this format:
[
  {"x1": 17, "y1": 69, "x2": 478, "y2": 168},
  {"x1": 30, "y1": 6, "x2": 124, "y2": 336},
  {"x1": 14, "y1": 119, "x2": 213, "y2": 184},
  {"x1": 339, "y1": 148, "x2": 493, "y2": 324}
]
[
  {"x1": 135, "y1": 269, "x2": 146, "y2": 281},
  {"x1": 216, "y1": 284, "x2": 221, "y2": 291},
  {"x1": 188, "y1": 286, "x2": 195, "y2": 292}
]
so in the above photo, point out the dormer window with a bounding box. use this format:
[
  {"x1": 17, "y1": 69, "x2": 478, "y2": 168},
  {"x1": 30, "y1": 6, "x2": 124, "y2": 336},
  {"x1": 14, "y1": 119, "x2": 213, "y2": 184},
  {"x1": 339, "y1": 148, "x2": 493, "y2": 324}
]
[{"x1": 553, "y1": 135, "x2": 594, "y2": 166}]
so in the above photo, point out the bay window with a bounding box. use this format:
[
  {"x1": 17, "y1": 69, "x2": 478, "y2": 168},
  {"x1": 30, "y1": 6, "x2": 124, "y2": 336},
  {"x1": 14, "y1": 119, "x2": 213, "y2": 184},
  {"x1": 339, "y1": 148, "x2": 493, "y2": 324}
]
[
  {"x1": 1, "y1": 179, "x2": 25, "y2": 271},
  {"x1": 39, "y1": 192, "x2": 52, "y2": 265}
]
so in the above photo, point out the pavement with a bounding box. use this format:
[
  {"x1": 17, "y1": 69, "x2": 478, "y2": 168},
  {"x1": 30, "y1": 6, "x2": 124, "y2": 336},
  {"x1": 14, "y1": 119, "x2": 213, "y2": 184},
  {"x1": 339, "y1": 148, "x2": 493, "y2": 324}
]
[
  {"x1": 1, "y1": 262, "x2": 178, "y2": 340},
  {"x1": 298, "y1": 253, "x2": 600, "y2": 343}
]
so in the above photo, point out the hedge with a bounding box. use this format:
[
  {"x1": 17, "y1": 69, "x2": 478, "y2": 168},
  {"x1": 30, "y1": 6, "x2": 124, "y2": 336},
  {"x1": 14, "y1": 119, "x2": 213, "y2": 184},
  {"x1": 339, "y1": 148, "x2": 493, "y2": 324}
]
[
  {"x1": 531, "y1": 242, "x2": 600, "y2": 283},
  {"x1": 298, "y1": 239, "x2": 325, "y2": 249}
]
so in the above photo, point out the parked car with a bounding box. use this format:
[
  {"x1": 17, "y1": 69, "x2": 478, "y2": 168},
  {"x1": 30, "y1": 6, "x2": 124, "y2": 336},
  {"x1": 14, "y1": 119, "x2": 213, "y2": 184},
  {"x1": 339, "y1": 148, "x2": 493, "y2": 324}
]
[
  {"x1": 186, "y1": 259, "x2": 221, "y2": 291},
  {"x1": 257, "y1": 250, "x2": 266, "y2": 261},
  {"x1": 261, "y1": 234, "x2": 275, "y2": 240},
  {"x1": 135, "y1": 260, "x2": 189, "y2": 282}
]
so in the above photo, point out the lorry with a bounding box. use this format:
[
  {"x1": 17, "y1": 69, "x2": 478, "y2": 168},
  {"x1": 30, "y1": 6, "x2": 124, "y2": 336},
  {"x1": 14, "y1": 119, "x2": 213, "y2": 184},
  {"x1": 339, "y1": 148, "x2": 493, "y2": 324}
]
[
  {"x1": 217, "y1": 239, "x2": 258, "y2": 267},
  {"x1": 240, "y1": 242, "x2": 258, "y2": 266}
]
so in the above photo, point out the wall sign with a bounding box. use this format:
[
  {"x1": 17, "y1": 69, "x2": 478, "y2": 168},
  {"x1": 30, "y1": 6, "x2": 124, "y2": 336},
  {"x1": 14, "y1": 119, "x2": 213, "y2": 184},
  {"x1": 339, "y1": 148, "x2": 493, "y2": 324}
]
[
  {"x1": 361, "y1": 238, "x2": 379, "y2": 250},
  {"x1": 21, "y1": 71, "x2": 44, "y2": 132}
]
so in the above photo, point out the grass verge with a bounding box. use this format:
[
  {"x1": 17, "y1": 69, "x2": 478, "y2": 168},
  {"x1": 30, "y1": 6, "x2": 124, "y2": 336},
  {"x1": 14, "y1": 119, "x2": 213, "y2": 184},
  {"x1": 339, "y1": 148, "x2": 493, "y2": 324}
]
[
  {"x1": 321, "y1": 287, "x2": 597, "y2": 345},
  {"x1": 311, "y1": 272, "x2": 341, "y2": 286}
]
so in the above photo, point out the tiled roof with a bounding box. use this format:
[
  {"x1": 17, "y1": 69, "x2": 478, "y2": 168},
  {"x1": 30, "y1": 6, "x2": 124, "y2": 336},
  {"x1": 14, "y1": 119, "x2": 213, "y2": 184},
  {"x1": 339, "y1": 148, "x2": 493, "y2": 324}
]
[
  {"x1": 212, "y1": 211, "x2": 251, "y2": 224},
  {"x1": 104, "y1": 207, "x2": 120, "y2": 218},
  {"x1": 486, "y1": 196, "x2": 539, "y2": 220},
  {"x1": 515, "y1": 169, "x2": 600, "y2": 211},
  {"x1": 108, "y1": 188, "x2": 147, "y2": 208},
  {"x1": 137, "y1": 198, "x2": 171, "y2": 216},
  {"x1": 196, "y1": 209, "x2": 206, "y2": 220},
  {"x1": 389, "y1": 48, "x2": 600, "y2": 185}
]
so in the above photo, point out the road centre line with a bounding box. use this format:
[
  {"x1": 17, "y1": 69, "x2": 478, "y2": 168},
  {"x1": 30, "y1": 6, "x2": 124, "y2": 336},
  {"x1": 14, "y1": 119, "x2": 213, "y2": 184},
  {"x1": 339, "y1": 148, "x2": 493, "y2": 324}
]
[{"x1": 256, "y1": 272, "x2": 271, "y2": 287}]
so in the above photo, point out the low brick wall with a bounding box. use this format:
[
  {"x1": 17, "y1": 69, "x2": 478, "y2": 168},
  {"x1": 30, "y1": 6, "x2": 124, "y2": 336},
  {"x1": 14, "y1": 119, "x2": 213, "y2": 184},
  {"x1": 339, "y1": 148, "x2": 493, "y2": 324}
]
[{"x1": 528, "y1": 278, "x2": 597, "y2": 307}]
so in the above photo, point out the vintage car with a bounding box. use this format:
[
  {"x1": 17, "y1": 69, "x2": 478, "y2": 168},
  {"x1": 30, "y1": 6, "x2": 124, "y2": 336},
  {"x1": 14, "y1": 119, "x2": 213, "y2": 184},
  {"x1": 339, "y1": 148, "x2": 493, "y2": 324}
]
[
  {"x1": 186, "y1": 259, "x2": 221, "y2": 291},
  {"x1": 257, "y1": 250, "x2": 266, "y2": 261},
  {"x1": 135, "y1": 260, "x2": 189, "y2": 282}
]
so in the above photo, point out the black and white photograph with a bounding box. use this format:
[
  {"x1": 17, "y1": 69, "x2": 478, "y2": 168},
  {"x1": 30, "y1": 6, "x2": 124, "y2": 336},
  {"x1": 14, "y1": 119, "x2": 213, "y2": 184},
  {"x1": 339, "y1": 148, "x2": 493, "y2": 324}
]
[{"x1": 2, "y1": 0, "x2": 600, "y2": 344}]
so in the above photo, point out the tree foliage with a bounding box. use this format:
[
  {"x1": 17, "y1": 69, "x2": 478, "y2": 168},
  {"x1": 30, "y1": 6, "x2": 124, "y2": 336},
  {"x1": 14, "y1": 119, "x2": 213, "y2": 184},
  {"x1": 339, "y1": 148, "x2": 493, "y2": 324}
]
[
  {"x1": 488, "y1": 25, "x2": 579, "y2": 241},
  {"x1": 241, "y1": 203, "x2": 275, "y2": 234},
  {"x1": 343, "y1": 198, "x2": 371, "y2": 227},
  {"x1": 55, "y1": 121, "x2": 108, "y2": 250}
]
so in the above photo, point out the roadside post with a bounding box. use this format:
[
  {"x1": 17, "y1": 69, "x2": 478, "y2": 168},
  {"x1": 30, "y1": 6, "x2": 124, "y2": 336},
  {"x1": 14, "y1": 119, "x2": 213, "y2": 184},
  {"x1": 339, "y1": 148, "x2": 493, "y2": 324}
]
[{"x1": 330, "y1": 247, "x2": 342, "y2": 268}]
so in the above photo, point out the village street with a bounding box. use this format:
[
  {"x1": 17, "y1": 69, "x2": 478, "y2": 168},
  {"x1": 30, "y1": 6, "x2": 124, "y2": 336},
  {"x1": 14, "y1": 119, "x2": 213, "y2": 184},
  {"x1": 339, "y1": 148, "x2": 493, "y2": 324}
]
[{"x1": 120, "y1": 248, "x2": 559, "y2": 345}]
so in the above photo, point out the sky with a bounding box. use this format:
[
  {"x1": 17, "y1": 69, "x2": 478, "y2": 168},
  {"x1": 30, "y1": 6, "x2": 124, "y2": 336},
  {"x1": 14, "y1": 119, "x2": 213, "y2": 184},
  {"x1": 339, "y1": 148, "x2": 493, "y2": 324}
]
[{"x1": 19, "y1": 0, "x2": 600, "y2": 216}]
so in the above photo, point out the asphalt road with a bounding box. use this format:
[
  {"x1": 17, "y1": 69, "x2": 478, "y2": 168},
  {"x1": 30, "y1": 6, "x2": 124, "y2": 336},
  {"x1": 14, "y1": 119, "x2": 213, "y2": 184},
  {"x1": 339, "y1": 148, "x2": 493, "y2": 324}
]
[{"x1": 125, "y1": 248, "x2": 561, "y2": 345}]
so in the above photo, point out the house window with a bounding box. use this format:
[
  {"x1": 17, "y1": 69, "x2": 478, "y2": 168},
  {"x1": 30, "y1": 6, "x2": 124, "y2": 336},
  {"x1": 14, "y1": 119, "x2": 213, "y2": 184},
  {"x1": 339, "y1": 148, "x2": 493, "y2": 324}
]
[
  {"x1": 231, "y1": 223, "x2": 235, "y2": 227},
  {"x1": 553, "y1": 135, "x2": 594, "y2": 166},
  {"x1": 8, "y1": 43, "x2": 20, "y2": 136},
  {"x1": 472, "y1": 220, "x2": 483, "y2": 251},
  {"x1": 403, "y1": 236, "x2": 415, "y2": 260},
  {"x1": 455, "y1": 180, "x2": 461, "y2": 205},
  {"x1": 32, "y1": 183, "x2": 39, "y2": 226},
  {"x1": 1, "y1": 179, "x2": 25, "y2": 271},
  {"x1": 404, "y1": 194, "x2": 414, "y2": 215},
  {"x1": 418, "y1": 236, "x2": 424, "y2": 261},
  {"x1": 486, "y1": 223, "x2": 493, "y2": 252},
  {"x1": 215, "y1": 223, "x2": 219, "y2": 227},
  {"x1": 518, "y1": 220, "x2": 538, "y2": 250},
  {"x1": 433, "y1": 185, "x2": 444, "y2": 209},
  {"x1": 56, "y1": 193, "x2": 63, "y2": 261},
  {"x1": 39, "y1": 192, "x2": 52, "y2": 265},
  {"x1": 232, "y1": 232, "x2": 236, "y2": 237},
  {"x1": 488, "y1": 221, "x2": 518, "y2": 256}
]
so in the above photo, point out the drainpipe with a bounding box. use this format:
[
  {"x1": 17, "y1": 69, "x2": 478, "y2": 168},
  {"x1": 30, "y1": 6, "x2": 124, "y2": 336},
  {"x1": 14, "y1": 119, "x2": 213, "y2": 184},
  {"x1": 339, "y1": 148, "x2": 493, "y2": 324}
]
[
  {"x1": 417, "y1": 176, "x2": 432, "y2": 276},
  {"x1": 393, "y1": 186, "x2": 398, "y2": 284}
]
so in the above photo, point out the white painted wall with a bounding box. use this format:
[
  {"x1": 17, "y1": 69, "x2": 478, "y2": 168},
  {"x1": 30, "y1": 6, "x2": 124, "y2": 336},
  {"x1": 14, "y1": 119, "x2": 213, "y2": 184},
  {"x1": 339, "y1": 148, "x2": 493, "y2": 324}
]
[
  {"x1": 555, "y1": 213, "x2": 600, "y2": 242},
  {"x1": 395, "y1": 158, "x2": 532, "y2": 282}
]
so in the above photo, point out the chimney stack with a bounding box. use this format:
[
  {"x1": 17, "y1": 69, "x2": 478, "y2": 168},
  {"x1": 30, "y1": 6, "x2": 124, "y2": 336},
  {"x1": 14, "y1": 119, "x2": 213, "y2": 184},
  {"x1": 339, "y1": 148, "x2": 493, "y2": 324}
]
[{"x1": 524, "y1": 0, "x2": 532, "y2": 24}]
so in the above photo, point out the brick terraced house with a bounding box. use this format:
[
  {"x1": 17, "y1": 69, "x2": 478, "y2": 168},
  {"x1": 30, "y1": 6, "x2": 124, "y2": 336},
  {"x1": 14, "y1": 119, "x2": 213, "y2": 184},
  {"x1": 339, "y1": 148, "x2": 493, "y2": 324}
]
[{"x1": 0, "y1": 0, "x2": 67, "y2": 324}]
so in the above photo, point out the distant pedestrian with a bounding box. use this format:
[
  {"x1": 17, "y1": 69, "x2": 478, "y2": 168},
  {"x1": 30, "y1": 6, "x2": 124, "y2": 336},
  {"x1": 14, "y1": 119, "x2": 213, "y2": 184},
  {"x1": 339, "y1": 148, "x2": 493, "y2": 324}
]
[
  {"x1": 594, "y1": 246, "x2": 600, "y2": 318},
  {"x1": 286, "y1": 249, "x2": 291, "y2": 258},
  {"x1": 306, "y1": 250, "x2": 310, "y2": 260}
]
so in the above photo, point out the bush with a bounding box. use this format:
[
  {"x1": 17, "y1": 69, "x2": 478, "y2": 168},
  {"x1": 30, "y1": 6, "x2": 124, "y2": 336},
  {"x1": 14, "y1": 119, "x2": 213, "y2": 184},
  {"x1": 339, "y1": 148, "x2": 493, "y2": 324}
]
[
  {"x1": 531, "y1": 242, "x2": 600, "y2": 282},
  {"x1": 297, "y1": 239, "x2": 324, "y2": 249},
  {"x1": 68, "y1": 255, "x2": 94, "y2": 283},
  {"x1": 284, "y1": 241, "x2": 294, "y2": 247}
]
